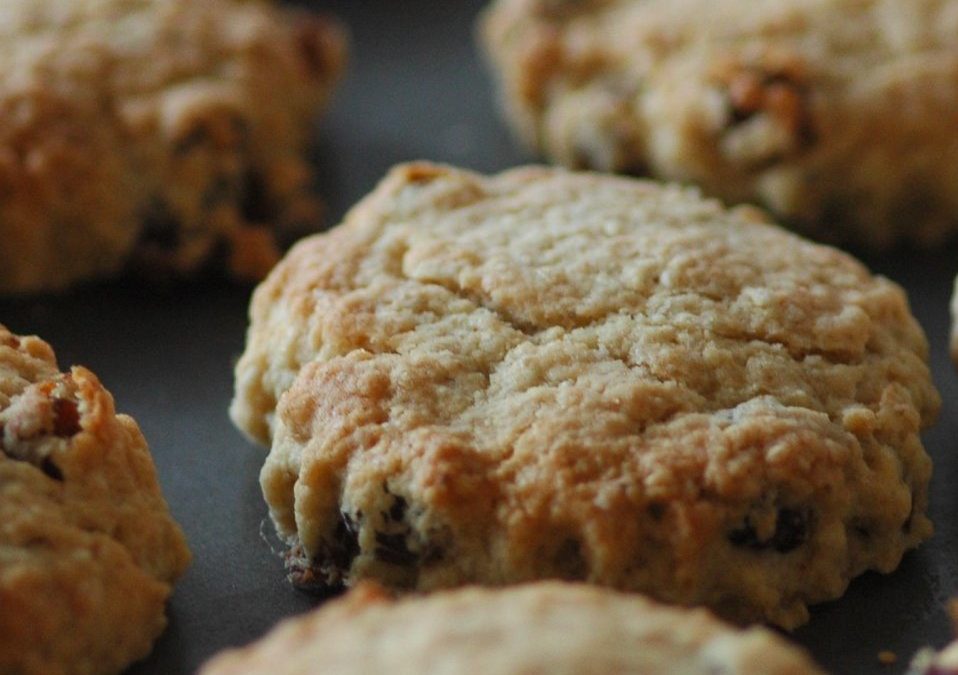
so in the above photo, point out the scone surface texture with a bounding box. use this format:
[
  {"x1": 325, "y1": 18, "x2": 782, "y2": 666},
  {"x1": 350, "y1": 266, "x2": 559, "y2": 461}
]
[
  {"x1": 480, "y1": 0, "x2": 958, "y2": 247},
  {"x1": 200, "y1": 582, "x2": 824, "y2": 675},
  {"x1": 0, "y1": 324, "x2": 191, "y2": 675},
  {"x1": 0, "y1": 0, "x2": 346, "y2": 293},
  {"x1": 232, "y1": 162, "x2": 937, "y2": 629}
]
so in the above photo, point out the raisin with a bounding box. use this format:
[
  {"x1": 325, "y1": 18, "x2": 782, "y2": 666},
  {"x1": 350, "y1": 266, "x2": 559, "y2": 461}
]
[
  {"x1": 51, "y1": 398, "x2": 81, "y2": 437},
  {"x1": 40, "y1": 456, "x2": 63, "y2": 481},
  {"x1": 421, "y1": 543, "x2": 445, "y2": 566},
  {"x1": 647, "y1": 502, "x2": 666, "y2": 521},
  {"x1": 720, "y1": 61, "x2": 817, "y2": 157},
  {"x1": 139, "y1": 200, "x2": 181, "y2": 250},
  {"x1": 554, "y1": 538, "x2": 587, "y2": 580},
  {"x1": 327, "y1": 512, "x2": 360, "y2": 570},
  {"x1": 728, "y1": 508, "x2": 809, "y2": 554},
  {"x1": 240, "y1": 171, "x2": 272, "y2": 223},
  {"x1": 374, "y1": 532, "x2": 418, "y2": 566},
  {"x1": 285, "y1": 544, "x2": 344, "y2": 595},
  {"x1": 387, "y1": 495, "x2": 408, "y2": 523}
]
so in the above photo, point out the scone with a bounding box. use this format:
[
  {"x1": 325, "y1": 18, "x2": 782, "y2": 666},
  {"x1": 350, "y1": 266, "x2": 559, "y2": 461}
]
[
  {"x1": 480, "y1": 0, "x2": 958, "y2": 247},
  {"x1": 200, "y1": 582, "x2": 824, "y2": 675},
  {"x1": 910, "y1": 640, "x2": 958, "y2": 674},
  {"x1": 908, "y1": 600, "x2": 958, "y2": 674},
  {"x1": 231, "y1": 162, "x2": 938, "y2": 629},
  {"x1": 0, "y1": 324, "x2": 191, "y2": 675},
  {"x1": 0, "y1": 0, "x2": 346, "y2": 294}
]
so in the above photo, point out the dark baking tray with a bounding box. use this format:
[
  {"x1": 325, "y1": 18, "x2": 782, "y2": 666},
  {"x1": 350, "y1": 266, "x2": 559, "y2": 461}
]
[{"x1": 2, "y1": 1, "x2": 956, "y2": 672}]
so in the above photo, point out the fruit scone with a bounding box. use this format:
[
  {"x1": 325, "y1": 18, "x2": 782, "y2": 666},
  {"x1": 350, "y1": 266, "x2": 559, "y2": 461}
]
[
  {"x1": 480, "y1": 0, "x2": 958, "y2": 248},
  {"x1": 0, "y1": 0, "x2": 347, "y2": 294},
  {"x1": 0, "y1": 324, "x2": 190, "y2": 675},
  {"x1": 231, "y1": 162, "x2": 938, "y2": 629},
  {"x1": 200, "y1": 582, "x2": 824, "y2": 675}
]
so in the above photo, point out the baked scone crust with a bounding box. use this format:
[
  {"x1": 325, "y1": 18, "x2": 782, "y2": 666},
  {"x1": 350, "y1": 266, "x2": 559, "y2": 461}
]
[
  {"x1": 0, "y1": 0, "x2": 346, "y2": 294},
  {"x1": 232, "y1": 162, "x2": 938, "y2": 629},
  {"x1": 480, "y1": 0, "x2": 958, "y2": 247},
  {"x1": 200, "y1": 582, "x2": 824, "y2": 675},
  {"x1": 0, "y1": 324, "x2": 190, "y2": 675}
]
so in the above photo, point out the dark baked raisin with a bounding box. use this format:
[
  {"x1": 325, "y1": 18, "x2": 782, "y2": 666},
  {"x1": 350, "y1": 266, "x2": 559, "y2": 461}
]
[
  {"x1": 40, "y1": 456, "x2": 63, "y2": 481},
  {"x1": 51, "y1": 398, "x2": 81, "y2": 437},
  {"x1": 374, "y1": 532, "x2": 418, "y2": 566},
  {"x1": 554, "y1": 538, "x2": 587, "y2": 580},
  {"x1": 420, "y1": 543, "x2": 444, "y2": 566},
  {"x1": 139, "y1": 200, "x2": 181, "y2": 250},
  {"x1": 387, "y1": 495, "x2": 408, "y2": 523},
  {"x1": 285, "y1": 544, "x2": 345, "y2": 595},
  {"x1": 728, "y1": 508, "x2": 809, "y2": 554},
  {"x1": 328, "y1": 512, "x2": 361, "y2": 570},
  {"x1": 240, "y1": 171, "x2": 273, "y2": 222},
  {"x1": 647, "y1": 502, "x2": 666, "y2": 521}
]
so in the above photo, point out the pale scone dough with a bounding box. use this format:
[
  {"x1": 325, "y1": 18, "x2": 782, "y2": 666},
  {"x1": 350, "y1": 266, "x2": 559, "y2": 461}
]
[{"x1": 200, "y1": 582, "x2": 824, "y2": 675}]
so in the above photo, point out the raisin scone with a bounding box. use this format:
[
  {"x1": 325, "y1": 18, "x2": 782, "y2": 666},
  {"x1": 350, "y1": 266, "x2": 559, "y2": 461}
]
[
  {"x1": 0, "y1": 0, "x2": 346, "y2": 294},
  {"x1": 200, "y1": 582, "x2": 824, "y2": 675},
  {"x1": 907, "y1": 600, "x2": 958, "y2": 674},
  {"x1": 231, "y1": 162, "x2": 938, "y2": 629},
  {"x1": 480, "y1": 0, "x2": 958, "y2": 248},
  {"x1": 0, "y1": 324, "x2": 191, "y2": 675}
]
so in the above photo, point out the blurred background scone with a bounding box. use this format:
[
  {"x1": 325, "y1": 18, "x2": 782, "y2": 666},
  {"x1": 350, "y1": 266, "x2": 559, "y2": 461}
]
[
  {"x1": 480, "y1": 0, "x2": 958, "y2": 248},
  {"x1": 0, "y1": 324, "x2": 190, "y2": 675},
  {"x1": 200, "y1": 582, "x2": 825, "y2": 675},
  {"x1": 0, "y1": 0, "x2": 346, "y2": 294}
]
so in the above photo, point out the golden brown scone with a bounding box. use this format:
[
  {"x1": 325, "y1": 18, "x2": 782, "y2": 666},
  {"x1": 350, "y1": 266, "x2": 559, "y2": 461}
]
[
  {"x1": 231, "y1": 162, "x2": 938, "y2": 629},
  {"x1": 480, "y1": 0, "x2": 958, "y2": 248},
  {"x1": 200, "y1": 582, "x2": 824, "y2": 675},
  {"x1": 0, "y1": 0, "x2": 347, "y2": 294},
  {"x1": 0, "y1": 324, "x2": 191, "y2": 675}
]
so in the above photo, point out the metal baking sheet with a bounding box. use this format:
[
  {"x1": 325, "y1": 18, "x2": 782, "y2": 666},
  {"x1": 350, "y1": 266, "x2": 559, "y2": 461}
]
[{"x1": 2, "y1": 1, "x2": 956, "y2": 672}]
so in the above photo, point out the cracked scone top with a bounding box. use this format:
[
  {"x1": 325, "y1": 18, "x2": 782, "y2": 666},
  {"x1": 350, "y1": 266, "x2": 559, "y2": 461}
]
[
  {"x1": 231, "y1": 162, "x2": 938, "y2": 629},
  {"x1": 0, "y1": 0, "x2": 346, "y2": 294},
  {"x1": 0, "y1": 324, "x2": 190, "y2": 675},
  {"x1": 200, "y1": 582, "x2": 824, "y2": 675},
  {"x1": 480, "y1": 0, "x2": 958, "y2": 247}
]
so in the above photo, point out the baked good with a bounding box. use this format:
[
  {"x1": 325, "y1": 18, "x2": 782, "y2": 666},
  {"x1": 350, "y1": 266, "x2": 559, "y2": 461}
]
[
  {"x1": 908, "y1": 600, "x2": 958, "y2": 674},
  {"x1": 0, "y1": 0, "x2": 346, "y2": 294},
  {"x1": 480, "y1": 0, "x2": 958, "y2": 247},
  {"x1": 0, "y1": 324, "x2": 191, "y2": 674},
  {"x1": 910, "y1": 640, "x2": 958, "y2": 674},
  {"x1": 231, "y1": 162, "x2": 938, "y2": 629},
  {"x1": 200, "y1": 582, "x2": 824, "y2": 675}
]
